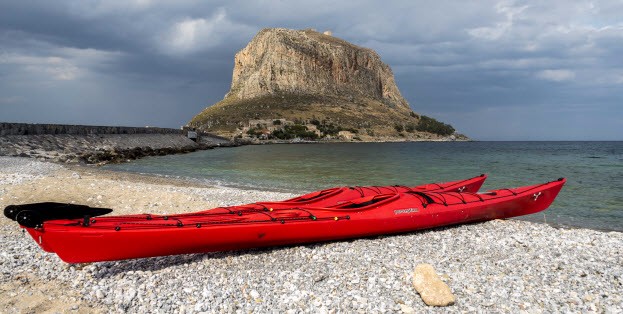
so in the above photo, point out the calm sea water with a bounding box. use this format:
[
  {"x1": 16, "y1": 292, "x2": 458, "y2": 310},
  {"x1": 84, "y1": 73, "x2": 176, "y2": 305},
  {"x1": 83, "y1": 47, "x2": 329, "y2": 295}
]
[{"x1": 104, "y1": 142, "x2": 623, "y2": 232}]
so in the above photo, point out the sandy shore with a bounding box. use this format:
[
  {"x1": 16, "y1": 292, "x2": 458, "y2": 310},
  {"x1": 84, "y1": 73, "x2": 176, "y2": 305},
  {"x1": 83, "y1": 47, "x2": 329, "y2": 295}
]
[{"x1": 1, "y1": 157, "x2": 621, "y2": 313}]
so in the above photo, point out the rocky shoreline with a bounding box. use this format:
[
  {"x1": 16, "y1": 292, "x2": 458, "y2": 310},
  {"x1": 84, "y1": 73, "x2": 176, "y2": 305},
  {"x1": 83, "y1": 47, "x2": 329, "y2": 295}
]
[
  {"x1": 0, "y1": 123, "x2": 471, "y2": 165},
  {"x1": 1, "y1": 157, "x2": 621, "y2": 313},
  {"x1": 234, "y1": 136, "x2": 470, "y2": 146},
  {"x1": 1, "y1": 133, "x2": 467, "y2": 165},
  {"x1": 0, "y1": 123, "x2": 235, "y2": 165}
]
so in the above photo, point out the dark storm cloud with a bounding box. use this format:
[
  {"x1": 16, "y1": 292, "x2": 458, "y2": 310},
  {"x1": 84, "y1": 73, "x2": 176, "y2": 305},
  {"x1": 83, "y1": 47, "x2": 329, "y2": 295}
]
[{"x1": 0, "y1": 0, "x2": 621, "y2": 139}]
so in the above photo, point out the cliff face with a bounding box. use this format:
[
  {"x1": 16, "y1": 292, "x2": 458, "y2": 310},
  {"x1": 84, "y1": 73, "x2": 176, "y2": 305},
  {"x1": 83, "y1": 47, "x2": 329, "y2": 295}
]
[
  {"x1": 190, "y1": 28, "x2": 459, "y2": 140},
  {"x1": 227, "y1": 28, "x2": 410, "y2": 109}
]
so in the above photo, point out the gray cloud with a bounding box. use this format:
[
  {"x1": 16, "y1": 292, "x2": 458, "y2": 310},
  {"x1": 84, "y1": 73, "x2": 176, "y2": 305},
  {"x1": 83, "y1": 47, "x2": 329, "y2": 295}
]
[{"x1": 1, "y1": 0, "x2": 621, "y2": 140}]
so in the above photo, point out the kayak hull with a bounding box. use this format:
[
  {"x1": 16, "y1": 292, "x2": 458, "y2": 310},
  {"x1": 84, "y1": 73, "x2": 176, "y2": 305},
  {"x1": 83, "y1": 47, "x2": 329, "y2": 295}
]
[{"x1": 26, "y1": 178, "x2": 564, "y2": 263}]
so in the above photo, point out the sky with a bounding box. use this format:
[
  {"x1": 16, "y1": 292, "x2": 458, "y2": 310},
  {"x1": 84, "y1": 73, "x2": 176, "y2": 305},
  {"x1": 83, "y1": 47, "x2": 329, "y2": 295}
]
[{"x1": 1, "y1": 1, "x2": 622, "y2": 140}]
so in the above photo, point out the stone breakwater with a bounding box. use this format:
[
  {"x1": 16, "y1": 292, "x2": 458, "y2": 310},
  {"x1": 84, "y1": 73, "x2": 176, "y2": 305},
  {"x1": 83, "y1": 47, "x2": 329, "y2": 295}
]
[
  {"x1": 1, "y1": 157, "x2": 622, "y2": 313},
  {"x1": 0, "y1": 122, "x2": 187, "y2": 136},
  {"x1": 0, "y1": 123, "x2": 233, "y2": 164}
]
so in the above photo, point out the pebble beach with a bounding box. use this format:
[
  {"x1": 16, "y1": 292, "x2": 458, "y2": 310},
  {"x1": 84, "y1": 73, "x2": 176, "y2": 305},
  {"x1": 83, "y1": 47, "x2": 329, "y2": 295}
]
[{"x1": 1, "y1": 156, "x2": 621, "y2": 313}]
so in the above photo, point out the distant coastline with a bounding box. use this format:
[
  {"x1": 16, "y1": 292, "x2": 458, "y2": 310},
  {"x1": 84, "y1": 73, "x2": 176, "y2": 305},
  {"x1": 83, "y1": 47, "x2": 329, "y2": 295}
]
[
  {"x1": 0, "y1": 122, "x2": 475, "y2": 166},
  {"x1": 233, "y1": 139, "x2": 473, "y2": 147},
  {"x1": 234, "y1": 135, "x2": 471, "y2": 145}
]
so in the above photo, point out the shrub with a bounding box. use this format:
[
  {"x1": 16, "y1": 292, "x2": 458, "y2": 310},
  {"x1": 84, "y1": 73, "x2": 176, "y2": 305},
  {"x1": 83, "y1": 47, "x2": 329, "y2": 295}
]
[
  {"x1": 272, "y1": 124, "x2": 318, "y2": 140},
  {"x1": 317, "y1": 123, "x2": 342, "y2": 136},
  {"x1": 246, "y1": 128, "x2": 263, "y2": 137},
  {"x1": 416, "y1": 115, "x2": 455, "y2": 136},
  {"x1": 394, "y1": 124, "x2": 404, "y2": 132},
  {"x1": 271, "y1": 129, "x2": 292, "y2": 140}
]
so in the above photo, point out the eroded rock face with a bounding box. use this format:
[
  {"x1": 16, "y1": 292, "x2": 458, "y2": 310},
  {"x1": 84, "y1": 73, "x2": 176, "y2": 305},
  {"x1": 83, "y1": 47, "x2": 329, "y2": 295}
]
[
  {"x1": 228, "y1": 28, "x2": 410, "y2": 110},
  {"x1": 190, "y1": 28, "x2": 423, "y2": 138}
]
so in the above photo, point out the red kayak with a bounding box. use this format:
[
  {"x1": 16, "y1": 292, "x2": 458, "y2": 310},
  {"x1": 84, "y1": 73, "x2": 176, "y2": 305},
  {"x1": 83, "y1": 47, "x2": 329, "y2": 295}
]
[
  {"x1": 5, "y1": 175, "x2": 486, "y2": 252},
  {"x1": 5, "y1": 174, "x2": 487, "y2": 227},
  {"x1": 19, "y1": 178, "x2": 564, "y2": 263}
]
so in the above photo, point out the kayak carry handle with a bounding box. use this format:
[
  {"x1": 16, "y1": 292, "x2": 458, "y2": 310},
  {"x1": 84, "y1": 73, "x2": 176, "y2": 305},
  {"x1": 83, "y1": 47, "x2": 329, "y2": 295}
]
[
  {"x1": 4, "y1": 205, "x2": 21, "y2": 221},
  {"x1": 4, "y1": 202, "x2": 113, "y2": 227}
]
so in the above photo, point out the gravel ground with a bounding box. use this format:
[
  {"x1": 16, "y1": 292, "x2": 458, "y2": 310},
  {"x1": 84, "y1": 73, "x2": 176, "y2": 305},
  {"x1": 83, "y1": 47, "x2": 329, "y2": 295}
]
[{"x1": 0, "y1": 157, "x2": 621, "y2": 313}]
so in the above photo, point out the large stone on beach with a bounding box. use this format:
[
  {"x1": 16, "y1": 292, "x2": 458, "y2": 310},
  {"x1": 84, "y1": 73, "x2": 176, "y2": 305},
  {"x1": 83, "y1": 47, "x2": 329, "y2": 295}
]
[{"x1": 412, "y1": 263, "x2": 455, "y2": 306}]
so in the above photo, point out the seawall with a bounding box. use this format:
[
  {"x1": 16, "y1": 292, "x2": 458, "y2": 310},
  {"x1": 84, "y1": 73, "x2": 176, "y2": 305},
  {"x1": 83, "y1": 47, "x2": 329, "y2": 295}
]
[
  {"x1": 0, "y1": 122, "x2": 186, "y2": 136},
  {"x1": 0, "y1": 123, "x2": 234, "y2": 164}
]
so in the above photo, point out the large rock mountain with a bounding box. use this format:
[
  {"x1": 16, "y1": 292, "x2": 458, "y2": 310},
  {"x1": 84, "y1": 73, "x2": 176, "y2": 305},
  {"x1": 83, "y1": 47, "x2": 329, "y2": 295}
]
[{"x1": 189, "y1": 28, "x2": 460, "y2": 140}]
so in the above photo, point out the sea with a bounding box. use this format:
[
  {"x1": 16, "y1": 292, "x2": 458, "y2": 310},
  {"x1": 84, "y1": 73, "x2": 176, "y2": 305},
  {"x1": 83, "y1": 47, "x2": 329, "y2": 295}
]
[{"x1": 103, "y1": 141, "x2": 623, "y2": 232}]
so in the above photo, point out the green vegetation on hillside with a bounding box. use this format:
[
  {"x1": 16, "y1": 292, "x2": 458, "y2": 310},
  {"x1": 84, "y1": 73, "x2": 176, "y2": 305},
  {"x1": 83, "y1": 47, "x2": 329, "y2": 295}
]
[
  {"x1": 190, "y1": 93, "x2": 462, "y2": 140},
  {"x1": 190, "y1": 93, "x2": 416, "y2": 136},
  {"x1": 272, "y1": 124, "x2": 318, "y2": 140},
  {"x1": 244, "y1": 120, "x2": 361, "y2": 141},
  {"x1": 392, "y1": 115, "x2": 455, "y2": 136},
  {"x1": 310, "y1": 119, "x2": 358, "y2": 136},
  {"x1": 415, "y1": 115, "x2": 455, "y2": 136}
]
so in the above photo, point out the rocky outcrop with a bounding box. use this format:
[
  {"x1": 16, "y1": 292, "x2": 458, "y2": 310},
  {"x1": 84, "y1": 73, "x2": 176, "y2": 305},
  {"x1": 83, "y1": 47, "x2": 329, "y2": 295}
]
[
  {"x1": 227, "y1": 28, "x2": 409, "y2": 109},
  {"x1": 189, "y1": 28, "x2": 462, "y2": 140}
]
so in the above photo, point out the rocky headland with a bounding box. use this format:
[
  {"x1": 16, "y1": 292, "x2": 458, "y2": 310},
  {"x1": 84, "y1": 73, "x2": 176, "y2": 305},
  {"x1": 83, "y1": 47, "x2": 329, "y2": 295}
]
[
  {"x1": 0, "y1": 123, "x2": 233, "y2": 165},
  {"x1": 189, "y1": 28, "x2": 467, "y2": 142}
]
